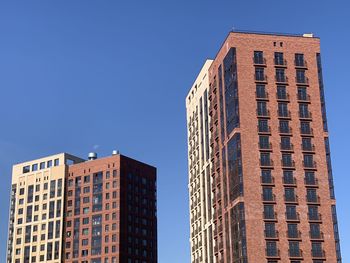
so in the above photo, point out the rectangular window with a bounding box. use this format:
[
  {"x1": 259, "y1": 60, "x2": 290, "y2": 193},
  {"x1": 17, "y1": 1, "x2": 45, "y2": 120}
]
[
  {"x1": 261, "y1": 170, "x2": 272, "y2": 184},
  {"x1": 274, "y1": 52, "x2": 284, "y2": 65},
  {"x1": 264, "y1": 205, "x2": 275, "y2": 219},
  {"x1": 259, "y1": 136, "x2": 270, "y2": 149},
  {"x1": 285, "y1": 188, "x2": 296, "y2": 202},
  {"x1": 299, "y1": 103, "x2": 310, "y2": 118},
  {"x1": 255, "y1": 67, "x2": 265, "y2": 81},
  {"x1": 23, "y1": 166, "x2": 30, "y2": 174},
  {"x1": 275, "y1": 68, "x2": 286, "y2": 82},
  {"x1": 254, "y1": 51, "x2": 264, "y2": 64},
  {"x1": 278, "y1": 103, "x2": 289, "y2": 117},
  {"x1": 258, "y1": 119, "x2": 269, "y2": 133},
  {"x1": 260, "y1": 153, "x2": 271, "y2": 166},
  {"x1": 304, "y1": 154, "x2": 314, "y2": 168},
  {"x1": 257, "y1": 101, "x2": 268, "y2": 116},
  {"x1": 296, "y1": 69, "x2": 307, "y2": 83},
  {"x1": 40, "y1": 162, "x2": 45, "y2": 170},
  {"x1": 32, "y1": 164, "x2": 38, "y2": 172},
  {"x1": 300, "y1": 121, "x2": 311, "y2": 134},
  {"x1": 281, "y1": 137, "x2": 292, "y2": 150},
  {"x1": 295, "y1": 53, "x2": 305, "y2": 67},
  {"x1": 277, "y1": 85, "x2": 287, "y2": 100},
  {"x1": 266, "y1": 241, "x2": 278, "y2": 256},
  {"x1": 256, "y1": 84, "x2": 267, "y2": 98},
  {"x1": 279, "y1": 120, "x2": 290, "y2": 133},
  {"x1": 283, "y1": 170, "x2": 294, "y2": 185},
  {"x1": 54, "y1": 159, "x2": 59, "y2": 166},
  {"x1": 282, "y1": 153, "x2": 293, "y2": 167},
  {"x1": 47, "y1": 160, "x2": 53, "y2": 168},
  {"x1": 297, "y1": 86, "x2": 308, "y2": 101}
]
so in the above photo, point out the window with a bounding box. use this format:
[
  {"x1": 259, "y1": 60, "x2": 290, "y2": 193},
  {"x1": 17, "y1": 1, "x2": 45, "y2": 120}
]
[
  {"x1": 283, "y1": 170, "x2": 294, "y2": 185},
  {"x1": 299, "y1": 103, "x2": 310, "y2": 118},
  {"x1": 302, "y1": 138, "x2": 313, "y2": 151},
  {"x1": 285, "y1": 188, "x2": 296, "y2": 202},
  {"x1": 83, "y1": 218, "x2": 89, "y2": 225},
  {"x1": 262, "y1": 187, "x2": 274, "y2": 201},
  {"x1": 296, "y1": 69, "x2": 306, "y2": 83},
  {"x1": 308, "y1": 206, "x2": 319, "y2": 220},
  {"x1": 266, "y1": 241, "x2": 278, "y2": 256},
  {"x1": 257, "y1": 101, "x2": 268, "y2": 116},
  {"x1": 289, "y1": 241, "x2": 300, "y2": 257},
  {"x1": 258, "y1": 119, "x2": 269, "y2": 133},
  {"x1": 260, "y1": 152, "x2": 271, "y2": 166},
  {"x1": 310, "y1": 223, "x2": 321, "y2": 238},
  {"x1": 40, "y1": 162, "x2": 45, "y2": 169},
  {"x1": 275, "y1": 68, "x2": 286, "y2": 82},
  {"x1": 297, "y1": 86, "x2": 308, "y2": 100},
  {"x1": 255, "y1": 67, "x2": 265, "y2": 81},
  {"x1": 286, "y1": 205, "x2": 297, "y2": 220},
  {"x1": 311, "y1": 242, "x2": 323, "y2": 257},
  {"x1": 264, "y1": 205, "x2": 275, "y2": 219},
  {"x1": 281, "y1": 137, "x2": 291, "y2": 150},
  {"x1": 307, "y1": 189, "x2": 318, "y2": 203},
  {"x1": 287, "y1": 224, "x2": 299, "y2": 238},
  {"x1": 256, "y1": 84, "x2": 267, "y2": 98},
  {"x1": 300, "y1": 121, "x2": 311, "y2": 134},
  {"x1": 84, "y1": 175, "x2": 90, "y2": 183},
  {"x1": 277, "y1": 85, "x2": 287, "y2": 100},
  {"x1": 47, "y1": 160, "x2": 53, "y2": 168},
  {"x1": 274, "y1": 52, "x2": 284, "y2": 65},
  {"x1": 254, "y1": 51, "x2": 264, "y2": 64},
  {"x1": 304, "y1": 154, "x2": 314, "y2": 168},
  {"x1": 259, "y1": 136, "x2": 270, "y2": 149},
  {"x1": 295, "y1": 53, "x2": 305, "y2": 67},
  {"x1": 279, "y1": 120, "x2": 290, "y2": 133},
  {"x1": 305, "y1": 171, "x2": 316, "y2": 185},
  {"x1": 32, "y1": 164, "x2": 38, "y2": 171},
  {"x1": 23, "y1": 166, "x2": 30, "y2": 174},
  {"x1": 54, "y1": 159, "x2": 59, "y2": 166},
  {"x1": 83, "y1": 187, "x2": 90, "y2": 193},
  {"x1": 278, "y1": 103, "x2": 289, "y2": 117},
  {"x1": 282, "y1": 153, "x2": 293, "y2": 167}
]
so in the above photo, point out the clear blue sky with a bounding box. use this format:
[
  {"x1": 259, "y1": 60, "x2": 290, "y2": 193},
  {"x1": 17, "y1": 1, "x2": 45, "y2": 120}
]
[{"x1": 0, "y1": 1, "x2": 349, "y2": 262}]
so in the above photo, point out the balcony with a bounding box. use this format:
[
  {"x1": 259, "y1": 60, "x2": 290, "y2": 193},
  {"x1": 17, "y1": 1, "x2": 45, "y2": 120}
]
[
  {"x1": 303, "y1": 161, "x2": 317, "y2": 170},
  {"x1": 309, "y1": 231, "x2": 324, "y2": 241},
  {"x1": 299, "y1": 111, "x2": 312, "y2": 120},
  {"x1": 289, "y1": 249, "x2": 303, "y2": 259},
  {"x1": 256, "y1": 91, "x2": 269, "y2": 100},
  {"x1": 302, "y1": 144, "x2": 315, "y2": 152},
  {"x1": 287, "y1": 230, "x2": 302, "y2": 240},
  {"x1": 275, "y1": 75, "x2": 288, "y2": 84},
  {"x1": 286, "y1": 212, "x2": 300, "y2": 222},
  {"x1": 265, "y1": 249, "x2": 280, "y2": 259},
  {"x1": 304, "y1": 178, "x2": 319, "y2": 187},
  {"x1": 283, "y1": 177, "x2": 297, "y2": 186},
  {"x1": 260, "y1": 159, "x2": 274, "y2": 168},
  {"x1": 261, "y1": 176, "x2": 275, "y2": 186},
  {"x1": 295, "y1": 60, "x2": 308, "y2": 68},
  {"x1": 280, "y1": 143, "x2": 294, "y2": 152},
  {"x1": 278, "y1": 110, "x2": 291, "y2": 119},
  {"x1": 253, "y1": 57, "x2": 267, "y2": 66},
  {"x1": 263, "y1": 212, "x2": 278, "y2": 221},
  {"x1": 262, "y1": 194, "x2": 276, "y2": 203},
  {"x1": 300, "y1": 127, "x2": 314, "y2": 136},
  {"x1": 276, "y1": 93, "x2": 290, "y2": 102},
  {"x1": 259, "y1": 142, "x2": 273, "y2": 151},
  {"x1": 306, "y1": 195, "x2": 321, "y2": 205},
  {"x1": 258, "y1": 125, "x2": 271, "y2": 134},
  {"x1": 275, "y1": 58, "x2": 287, "y2": 67},
  {"x1": 312, "y1": 250, "x2": 326, "y2": 259},
  {"x1": 297, "y1": 93, "x2": 311, "y2": 102},
  {"x1": 265, "y1": 230, "x2": 279, "y2": 240},
  {"x1": 255, "y1": 74, "x2": 268, "y2": 83},
  {"x1": 281, "y1": 160, "x2": 295, "y2": 169},
  {"x1": 308, "y1": 213, "x2": 322, "y2": 222},
  {"x1": 296, "y1": 77, "x2": 309, "y2": 85},
  {"x1": 279, "y1": 127, "x2": 293, "y2": 135},
  {"x1": 257, "y1": 109, "x2": 270, "y2": 118},
  {"x1": 284, "y1": 195, "x2": 299, "y2": 204}
]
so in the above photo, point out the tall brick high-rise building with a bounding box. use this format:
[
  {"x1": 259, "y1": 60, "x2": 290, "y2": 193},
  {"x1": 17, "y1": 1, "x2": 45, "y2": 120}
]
[
  {"x1": 186, "y1": 31, "x2": 342, "y2": 263},
  {"x1": 6, "y1": 152, "x2": 157, "y2": 263}
]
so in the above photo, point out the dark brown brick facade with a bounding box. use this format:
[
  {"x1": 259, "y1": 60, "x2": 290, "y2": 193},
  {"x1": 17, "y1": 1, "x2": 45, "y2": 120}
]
[
  {"x1": 208, "y1": 32, "x2": 341, "y2": 263},
  {"x1": 63, "y1": 154, "x2": 157, "y2": 263}
]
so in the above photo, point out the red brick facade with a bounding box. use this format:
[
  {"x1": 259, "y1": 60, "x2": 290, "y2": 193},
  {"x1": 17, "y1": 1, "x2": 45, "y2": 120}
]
[
  {"x1": 208, "y1": 32, "x2": 341, "y2": 263},
  {"x1": 63, "y1": 154, "x2": 157, "y2": 263}
]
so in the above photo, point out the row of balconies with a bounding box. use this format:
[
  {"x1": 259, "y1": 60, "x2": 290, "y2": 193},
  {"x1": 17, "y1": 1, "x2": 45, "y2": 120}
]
[
  {"x1": 256, "y1": 92, "x2": 311, "y2": 103},
  {"x1": 259, "y1": 159, "x2": 317, "y2": 169},
  {"x1": 265, "y1": 248, "x2": 326, "y2": 260},
  {"x1": 254, "y1": 74, "x2": 309, "y2": 85},
  {"x1": 256, "y1": 109, "x2": 313, "y2": 120},
  {"x1": 253, "y1": 57, "x2": 308, "y2": 68},
  {"x1": 263, "y1": 211, "x2": 322, "y2": 222},
  {"x1": 259, "y1": 143, "x2": 316, "y2": 152},
  {"x1": 261, "y1": 177, "x2": 319, "y2": 188},
  {"x1": 262, "y1": 194, "x2": 321, "y2": 205}
]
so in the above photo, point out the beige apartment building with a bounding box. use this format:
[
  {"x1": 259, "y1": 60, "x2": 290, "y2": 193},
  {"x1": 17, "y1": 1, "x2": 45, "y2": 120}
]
[
  {"x1": 186, "y1": 59, "x2": 215, "y2": 263},
  {"x1": 6, "y1": 153, "x2": 84, "y2": 263}
]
